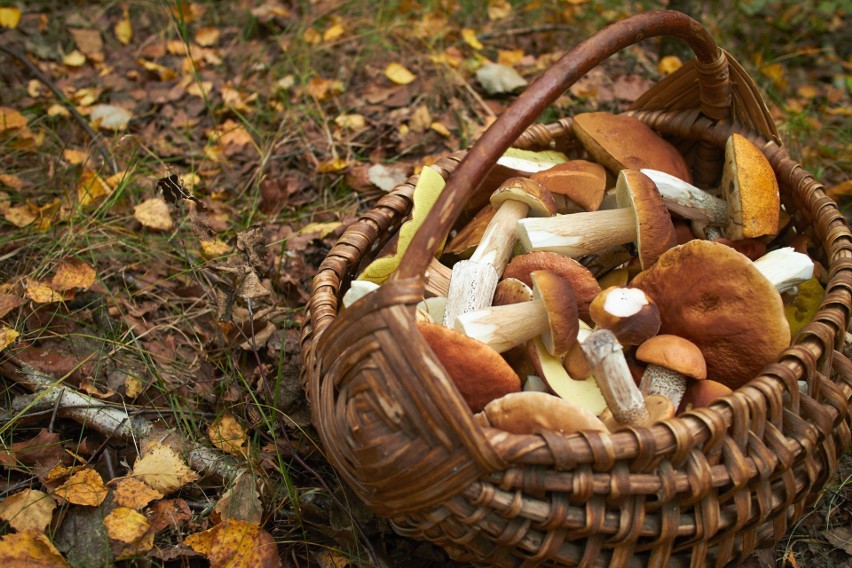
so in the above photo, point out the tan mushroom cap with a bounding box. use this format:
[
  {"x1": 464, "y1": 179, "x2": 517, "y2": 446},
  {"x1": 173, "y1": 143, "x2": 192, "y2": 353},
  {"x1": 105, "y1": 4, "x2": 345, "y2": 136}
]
[
  {"x1": 480, "y1": 391, "x2": 607, "y2": 435},
  {"x1": 722, "y1": 133, "x2": 780, "y2": 240},
  {"x1": 490, "y1": 177, "x2": 557, "y2": 217},
  {"x1": 531, "y1": 160, "x2": 607, "y2": 212},
  {"x1": 573, "y1": 112, "x2": 692, "y2": 183},
  {"x1": 492, "y1": 278, "x2": 533, "y2": 306},
  {"x1": 636, "y1": 334, "x2": 707, "y2": 380},
  {"x1": 502, "y1": 251, "x2": 601, "y2": 323},
  {"x1": 530, "y1": 270, "x2": 579, "y2": 357},
  {"x1": 678, "y1": 380, "x2": 733, "y2": 413},
  {"x1": 615, "y1": 170, "x2": 678, "y2": 269},
  {"x1": 417, "y1": 321, "x2": 521, "y2": 412},
  {"x1": 444, "y1": 204, "x2": 497, "y2": 257},
  {"x1": 632, "y1": 240, "x2": 790, "y2": 390}
]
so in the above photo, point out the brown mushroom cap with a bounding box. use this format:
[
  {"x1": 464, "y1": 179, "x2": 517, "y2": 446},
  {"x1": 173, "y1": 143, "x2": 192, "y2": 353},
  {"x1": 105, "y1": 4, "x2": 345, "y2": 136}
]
[
  {"x1": 636, "y1": 334, "x2": 707, "y2": 380},
  {"x1": 631, "y1": 240, "x2": 789, "y2": 390},
  {"x1": 490, "y1": 177, "x2": 557, "y2": 217},
  {"x1": 615, "y1": 169, "x2": 677, "y2": 269},
  {"x1": 722, "y1": 133, "x2": 780, "y2": 240},
  {"x1": 417, "y1": 321, "x2": 521, "y2": 412},
  {"x1": 502, "y1": 251, "x2": 601, "y2": 322},
  {"x1": 678, "y1": 379, "x2": 733, "y2": 413},
  {"x1": 589, "y1": 286, "x2": 661, "y2": 346},
  {"x1": 492, "y1": 278, "x2": 533, "y2": 306},
  {"x1": 444, "y1": 204, "x2": 497, "y2": 258},
  {"x1": 531, "y1": 160, "x2": 607, "y2": 212},
  {"x1": 531, "y1": 270, "x2": 579, "y2": 356},
  {"x1": 573, "y1": 112, "x2": 692, "y2": 182},
  {"x1": 480, "y1": 391, "x2": 607, "y2": 435}
]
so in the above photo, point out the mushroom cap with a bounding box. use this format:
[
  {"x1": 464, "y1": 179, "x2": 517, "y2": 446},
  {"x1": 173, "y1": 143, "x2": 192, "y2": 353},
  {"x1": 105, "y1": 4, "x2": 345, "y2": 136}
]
[
  {"x1": 530, "y1": 160, "x2": 607, "y2": 212},
  {"x1": 530, "y1": 270, "x2": 580, "y2": 357},
  {"x1": 678, "y1": 379, "x2": 733, "y2": 413},
  {"x1": 573, "y1": 112, "x2": 692, "y2": 182},
  {"x1": 589, "y1": 286, "x2": 661, "y2": 346},
  {"x1": 417, "y1": 321, "x2": 521, "y2": 412},
  {"x1": 636, "y1": 334, "x2": 707, "y2": 380},
  {"x1": 445, "y1": 204, "x2": 496, "y2": 258},
  {"x1": 615, "y1": 170, "x2": 677, "y2": 269},
  {"x1": 490, "y1": 177, "x2": 557, "y2": 217},
  {"x1": 480, "y1": 391, "x2": 607, "y2": 435},
  {"x1": 492, "y1": 278, "x2": 533, "y2": 306},
  {"x1": 722, "y1": 133, "x2": 780, "y2": 240},
  {"x1": 502, "y1": 251, "x2": 601, "y2": 323},
  {"x1": 631, "y1": 240, "x2": 790, "y2": 390}
]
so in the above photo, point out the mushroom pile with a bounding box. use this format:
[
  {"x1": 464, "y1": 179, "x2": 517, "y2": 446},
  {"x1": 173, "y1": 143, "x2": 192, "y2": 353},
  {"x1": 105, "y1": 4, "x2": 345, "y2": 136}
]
[{"x1": 348, "y1": 111, "x2": 821, "y2": 437}]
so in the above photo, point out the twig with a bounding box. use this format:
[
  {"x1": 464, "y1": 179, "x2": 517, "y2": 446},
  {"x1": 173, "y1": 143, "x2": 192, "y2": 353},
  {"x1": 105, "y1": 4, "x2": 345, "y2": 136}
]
[
  {"x1": 0, "y1": 43, "x2": 119, "y2": 174},
  {"x1": 477, "y1": 24, "x2": 575, "y2": 40}
]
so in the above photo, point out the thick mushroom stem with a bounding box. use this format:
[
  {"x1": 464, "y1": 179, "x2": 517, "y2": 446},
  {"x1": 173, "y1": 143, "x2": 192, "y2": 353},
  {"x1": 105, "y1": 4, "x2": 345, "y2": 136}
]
[
  {"x1": 518, "y1": 207, "x2": 637, "y2": 257},
  {"x1": 640, "y1": 169, "x2": 727, "y2": 224},
  {"x1": 455, "y1": 299, "x2": 547, "y2": 353},
  {"x1": 580, "y1": 329, "x2": 649, "y2": 426},
  {"x1": 639, "y1": 364, "x2": 687, "y2": 409},
  {"x1": 753, "y1": 247, "x2": 814, "y2": 293}
]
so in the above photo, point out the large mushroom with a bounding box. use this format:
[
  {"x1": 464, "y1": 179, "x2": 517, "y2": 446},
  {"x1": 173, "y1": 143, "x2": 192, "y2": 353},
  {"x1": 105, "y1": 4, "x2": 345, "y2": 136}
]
[{"x1": 477, "y1": 391, "x2": 607, "y2": 435}]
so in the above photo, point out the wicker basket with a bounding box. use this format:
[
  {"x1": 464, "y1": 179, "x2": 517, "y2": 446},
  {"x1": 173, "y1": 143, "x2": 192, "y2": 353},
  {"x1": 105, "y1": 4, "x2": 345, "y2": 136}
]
[{"x1": 301, "y1": 11, "x2": 852, "y2": 567}]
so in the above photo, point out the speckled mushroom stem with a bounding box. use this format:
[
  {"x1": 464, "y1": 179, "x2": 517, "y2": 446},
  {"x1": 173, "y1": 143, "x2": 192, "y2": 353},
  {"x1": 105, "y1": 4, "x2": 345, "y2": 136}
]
[
  {"x1": 639, "y1": 365, "x2": 687, "y2": 409},
  {"x1": 580, "y1": 329, "x2": 649, "y2": 426}
]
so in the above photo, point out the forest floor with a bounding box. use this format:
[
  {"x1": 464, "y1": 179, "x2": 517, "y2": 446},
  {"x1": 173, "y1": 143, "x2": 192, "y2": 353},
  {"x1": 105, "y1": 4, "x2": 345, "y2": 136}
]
[{"x1": 0, "y1": 1, "x2": 850, "y2": 566}]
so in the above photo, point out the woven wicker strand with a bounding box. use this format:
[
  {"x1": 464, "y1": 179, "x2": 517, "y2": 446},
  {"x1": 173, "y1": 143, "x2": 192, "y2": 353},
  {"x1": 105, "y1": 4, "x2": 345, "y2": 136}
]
[{"x1": 301, "y1": 10, "x2": 852, "y2": 568}]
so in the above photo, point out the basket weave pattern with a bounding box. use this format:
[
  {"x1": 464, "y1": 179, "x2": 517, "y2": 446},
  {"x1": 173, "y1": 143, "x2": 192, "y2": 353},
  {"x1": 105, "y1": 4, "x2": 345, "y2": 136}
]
[{"x1": 302, "y1": 11, "x2": 852, "y2": 567}]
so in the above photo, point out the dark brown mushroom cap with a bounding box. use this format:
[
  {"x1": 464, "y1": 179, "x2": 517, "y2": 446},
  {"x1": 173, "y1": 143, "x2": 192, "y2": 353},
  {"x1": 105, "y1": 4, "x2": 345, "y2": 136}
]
[
  {"x1": 530, "y1": 270, "x2": 579, "y2": 357},
  {"x1": 573, "y1": 112, "x2": 692, "y2": 183},
  {"x1": 589, "y1": 286, "x2": 661, "y2": 346},
  {"x1": 530, "y1": 160, "x2": 607, "y2": 212},
  {"x1": 615, "y1": 170, "x2": 677, "y2": 269},
  {"x1": 631, "y1": 240, "x2": 790, "y2": 390},
  {"x1": 417, "y1": 321, "x2": 521, "y2": 413}
]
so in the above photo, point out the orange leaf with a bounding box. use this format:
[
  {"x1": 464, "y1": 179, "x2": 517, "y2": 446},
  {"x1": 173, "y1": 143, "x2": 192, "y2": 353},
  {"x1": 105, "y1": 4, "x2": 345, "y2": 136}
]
[
  {"x1": 112, "y1": 478, "x2": 164, "y2": 510},
  {"x1": 208, "y1": 415, "x2": 247, "y2": 456},
  {"x1": 185, "y1": 519, "x2": 281, "y2": 568},
  {"x1": 50, "y1": 259, "x2": 96, "y2": 291},
  {"x1": 54, "y1": 468, "x2": 108, "y2": 506},
  {"x1": 0, "y1": 530, "x2": 69, "y2": 567}
]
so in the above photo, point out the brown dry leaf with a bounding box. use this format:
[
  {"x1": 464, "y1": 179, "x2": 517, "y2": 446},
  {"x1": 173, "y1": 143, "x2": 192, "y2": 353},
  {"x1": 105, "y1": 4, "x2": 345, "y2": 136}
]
[
  {"x1": 50, "y1": 259, "x2": 96, "y2": 291},
  {"x1": 114, "y1": 7, "x2": 132, "y2": 45},
  {"x1": 316, "y1": 157, "x2": 349, "y2": 173},
  {"x1": 305, "y1": 77, "x2": 344, "y2": 101},
  {"x1": 47, "y1": 104, "x2": 71, "y2": 118},
  {"x1": 25, "y1": 279, "x2": 67, "y2": 304},
  {"x1": 208, "y1": 415, "x2": 247, "y2": 456},
  {"x1": 137, "y1": 59, "x2": 177, "y2": 81},
  {"x1": 46, "y1": 464, "x2": 86, "y2": 483},
  {"x1": 0, "y1": 7, "x2": 21, "y2": 29},
  {"x1": 214, "y1": 473, "x2": 262, "y2": 524},
  {"x1": 0, "y1": 173, "x2": 25, "y2": 189},
  {"x1": 487, "y1": 0, "x2": 512, "y2": 20},
  {"x1": 104, "y1": 507, "x2": 150, "y2": 544},
  {"x1": 826, "y1": 179, "x2": 852, "y2": 201},
  {"x1": 658, "y1": 55, "x2": 683, "y2": 75},
  {"x1": 302, "y1": 27, "x2": 321, "y2": 45},
  {"x1": 195, "y1": 26, "x2": 220, "y2": 46},
  {"x1": 63, "y1": 50, "x2": 86, "y2": 67},
  {"x1": 461, "y1": 28, "x2": 483, "y2": 50},
  {"x1": 171, "y1": 1, "x2": 205, "y2": 22},
  {"x1": 69, "y1": 28, "x2": 104, "y2": 62},
  {"x1": 134, "y1": 198, "x2": 174, "y2": 231},
  {"x1": 112, "y1": 478, "x2": 163, "y2": 510},
  {"x1": 4, "y1": 204, "x2": 36, "y2": 227},
  {"x1": 315, "y1": 551, "x2": 350, "y2": 568},
  {"x1": 0, "y1": 530, "x2": 69, "y2": 567},
  {"x1": 0, "y1": 294, "x2": 26, "y2": 318},
  {"x1": 0, "y1": 430, "x2": 67, "y2": 471},
  {"x1": 760, "y1": 62, "x2": 787, "y2": 90},
  {"x1": 131, "y1": 441, "x2": 199, "y2": 494},
  {"x1": 200, "y1": 239, "x2": 232, "y2": 259},
  {"x1": 185, "y1": 519, "x2": 281, "y2": 568},
  {"x1": 498, "y1": 49, "x2": 525, "y2": 67},
  {"x1": 385, "y1": 63, "x2": 416, "y2": 85},
  {"x1": 77, "y1": 169, "x2": 111, "y2": 206},
  {"x1": 0, "y1": 489, "x2": 56, "y2": 532},
  {"x1": 80, "y1": 380, "x2": 115, "y2": 399},
  {"x1": 207, "y1": 119, "x2": 254, "y2": 152},
  {"x1": 0, "y1": 107, "x2": 27, "y2": 131},
  {"x1": 54, "y1": 468, "x2": 109, "y2": 506},
  {"x1": 148, "y1": 499, "x2": 191, "y2": 533},
  {"x1": 1, "y1": 325, "x2": 22, "y2": 352}
]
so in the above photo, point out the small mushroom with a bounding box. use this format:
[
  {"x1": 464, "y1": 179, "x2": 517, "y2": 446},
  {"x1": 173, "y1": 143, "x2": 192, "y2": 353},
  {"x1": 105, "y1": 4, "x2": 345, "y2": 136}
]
[
  {"x1": 678, "y1": 380, "x2": 733, "y2": 413},
  {"x1": 477, "y1": 391, "x2": 607, "y2": 436},
  {"x1": 589, "y1": 286, "x2": 661, "y2": 346},
  {"x1": 636, "y1": 334, "x2": 706, "y2": 409}
]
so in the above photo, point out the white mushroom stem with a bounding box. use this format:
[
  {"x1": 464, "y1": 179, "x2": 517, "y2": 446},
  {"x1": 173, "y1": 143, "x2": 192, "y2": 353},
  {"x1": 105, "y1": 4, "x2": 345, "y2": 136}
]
[
  {"x1": 753, "y1": 247, "x2": 814, "y2": 293},
  {"x1": 641, "y1": 169, "x2": 727, "y2": 224},
  {"x1": 638, "y1": 365, "x2": 687, "y2": 409},
  {"x1": 343, "y1": 280, "x2": 380, "y2": 308},
  {"x1": 580, "y1": 329, "x2": 649, "y2": 426},
  {"x1": 518, "y1": 207, "x2": 636, "y2": 256},
  {"x1": 455, "y1": 298, "x2": 547, "y2": 353}
]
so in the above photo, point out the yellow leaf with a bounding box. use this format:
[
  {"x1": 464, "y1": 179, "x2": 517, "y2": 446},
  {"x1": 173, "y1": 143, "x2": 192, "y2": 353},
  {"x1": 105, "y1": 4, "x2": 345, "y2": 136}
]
[
  {"x1": 323, "y1": 22, "x2": 344, "y2": 43},
  {"x1": 54, "y1": 469, "x2": 109, "y2": 506},
  {"x1": 384, "y1": 62, "x2": 416, "y2": 85},
  {"x1": 785, "y1": 278, "x2": 825, "y2": 337},
  {"x1": 63, "y1": 50, "x2": 86, "y2": 67},
  {"x1": 208, "y1": 415, "x2": 247, "y2": 456},
  {"x1": 0, "y1": 490, "x2": 56, "y2": 532},
  {"x1": 104, "y1": 507, "x2": 150, "y2": 544},
  {"x1": 50, "y1": 258, "x2": 96, "y2": 291},
  {"x1": 47, "y1": 104, "x2": 71, "y2": 118},
  {"x1": 0, "y1": 107, "x2": 28, "y2": 131},
  {"x1": 760, "y1": 62, "x2": 787, "y2": 89},
  {"x1": 185, "y1": 519, "x2": 280, "y2": 568},
  {"x1": 62, "y1": 148, "x2": 90, "y2": 165},
  {"x1": 298, "y1": 221, "x2": 343, "y2": 237},
  {"x1": 497, "y1": 49, "x2": 525, "y2": 67},
  {"x1": 134, "y1": 198, "x2": 174, "y2": 231},
  {"x1": 305, "y1": 77, "x2": 344, "y2": 101},
  {"x1": 0, "y1": 173, "x2": 24, "y2": 190},
  {"x1": 124, "y1": 375, "x2": 144, "y2": 398},
  {"x1": 0, "y1": 8, "x2": 20, "y2": 30},
  {"x1": 25, "y1": 279, "x2": 67, "y2": 304},
  {"x1": 137, "y1": 59, "x2": 176, "y2": 81},
  {"x1": 0, "y1": 327, "x2": 20, "y2": 352},
  {"x1": 334, "y1": 113, "x2": 365, "y2": 129},
  {"x1": 316, "y1": 157, "x2": 349, "y2": 173},
  {"x1": 0, "y1": 530, "x2": 69, "y2": 567},
  {"x1": 114, "y1": 7, "x2": 132, "y2": 45},
  {"x1": 487, "y1": 0, "x2": 512, "y2": 20},
  {"x1": 131, "y1": 441, "x2": 199, "y2": 494},
  {"x1": 77, "y1": 169, "x2": 111, "y2": 206},
  {"x1": 430, "y1": 121, "x2": 451, "y2": 137},
  {"x1": 658, "y1": 55, "x2": 683, "y2": 76},
  {"x1": 199, "y1": 239, "x2": 232, "y2": 259},
  {"x1": 302, "y1": 27, "x2": 321, "y2": 45},
  {"x1": 461, "y1": 28, "x2": 483, "y2": 50},
  {"x1": 826, "y1": 179, "x2": 852, "y2": 201},
  {"x1": 4, "y1": 204, "x2": 36, "y2": 228},
  {"x1": 112, "y1": 478, "x2": 163, "y2": 510},
  {"x1": 194, "y1": 26, "x2": 220, "y2": 47}
]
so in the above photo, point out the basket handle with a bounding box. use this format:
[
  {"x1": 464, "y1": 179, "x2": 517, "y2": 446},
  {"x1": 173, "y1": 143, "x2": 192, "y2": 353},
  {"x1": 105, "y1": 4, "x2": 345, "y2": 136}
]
[{"x1": 391, "y1": 10, "x2": 728, "y2": 285}]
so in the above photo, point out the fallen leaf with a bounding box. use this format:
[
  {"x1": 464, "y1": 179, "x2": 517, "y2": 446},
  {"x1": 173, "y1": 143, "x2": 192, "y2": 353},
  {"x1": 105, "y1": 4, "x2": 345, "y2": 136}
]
[
  {"x1": 385, "y1": 62, "x2": 416, "y2": 85},
  {"x1": 112, "y1": 478, "x2": 164, "y2": 510},
  {"x1": 305, "y1": 77, "x2": 344, "y2": 100},
  {"x1": 54, "y1": 469, "x2": 109, "y2": 506},
  {"x1": 316, "y1": 157, "x2": 349, "y2": 173},
  {"x1": 0, "y1": 107, "x2": 27, "y2": 131},
  {"x1": 760, "y1": 62, "x2": 787, "y2": 90},
  {"x1": 0, "y1": 173, "x2": 24, "y2": 189},
  {"x1": 134, "y1": 198, "x2": 174, "y2": 231},
  {"x1": 0, "y1": 489, "x2": 56, "y2": 532},
  {"x1": 315, "y1": 551, "x2": 350, "y2": 568},
  {"x1": 658, "y1": 55, "x2": 683, "y2": 75},
  {"x1": 826, "y1": 179, "x2": 852, "y2": 201},
  {"x1": 124, "y1": 375, "x2": 144, "y2": 398},
  {"x1": 302, "y1": 27, "x2": 321, "y2": 45},
  {"x1": 476, "y1": 63, "x2": 527, "y2": 95},
  {"x1": 200, "y1": 239, "x2": 232, "y2": 258},
  {"x1": 114, "y1": 7, "x2": 132, "y2": 45},
  {"x1": 69, "y1": 28, "x2": 104, "y2": 62},
  {"x1": 0, "y1": 294, "x2": 26, "y2": 318},
  {"x1": 131, "y1": 442, "x2": 199, "y2": 494},
  {"x1": 25, "y1": 279, "x2": 67, "y2": 304},
  {"x1": 50, "y1": 259, "x2": 96, "y2": 291},
  {"x1": 63, "y1": 50, "x2": 87, "y2": 67},
  {"x1": 4, "y1": 204, "x2": 36, "y2": 227},
  {"x1": 77, "y1": 170, "x2": 111, "y2": 206},
  {"x1": 461, "y1": 28, "x2": 483, "y2": 50},
  {"x1": 185, "y1": 519, "x2": 281, "y2": 568},
  {"x1": 137, "y1": 59, "x2": 177, "y2": 81},
  {"x1": 430, "y1": 121, "x2": 451, "y2": 137},
  {"x1": 214, "y1": 473, "x2": 262, "y2": 524},
  {"x1": 323, "y1": 22, "x2": 344, "y2": 42},
  {"x1": 208, "y1": 415, "x2": 247, "y2": 456},
  {"x1": 0, "y1": 430, "x2": 68, "y2": 471},
  {"x1": 104, "y1": 507, "x2": 150, "y2": 544},
  {"x1": 824, "y1": 526, "x2": 852, "y2": 555},
  {"x1": 785, "y1": 278, "x2": 825, "y2": 337},
  {"x1": 612, "y1": 74, "x2": 653, "y2": 102},
  {"x1": 367, "y1": 163, "x2": 408, "y2": 192},
  {"x1": 334, "y1": 114, "x2": 365, "y2": 130},
  {"x1": 148, "y1": 499, "x2": 191, "y2": 533},
  {"x1": 497, "y1": 49, "x2": 525, "y2": 67},
  {"x1": 62, "y1": 148, "x2": 90, "y2": 165},
  {"x1": 0, "y1": 7, "x2": 21, "y2": 29},
  {"x1": 194, "y1": 26, "x2": 220, "y2": 46},
  {"x1": 90, "y1": 104, "x2": 133, "y2": 130},
  {"x1": 487, "y1": 0, "x2": 512, "y2": 20},
  {"x1": 0, "y1": 530, "x2": 69, "y2": 567}
]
